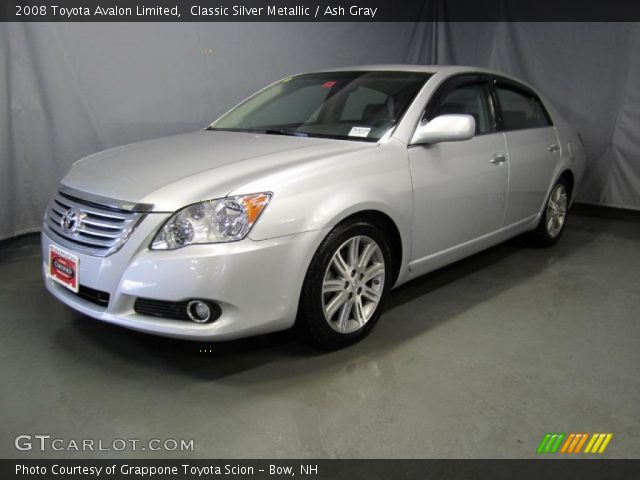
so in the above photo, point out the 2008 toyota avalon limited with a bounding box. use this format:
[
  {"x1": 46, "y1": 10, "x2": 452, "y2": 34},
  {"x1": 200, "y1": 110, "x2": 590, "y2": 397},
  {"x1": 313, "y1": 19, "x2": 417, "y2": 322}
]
[{"x1": 42, "y1": 65, "x2": 585, "y2": 349}]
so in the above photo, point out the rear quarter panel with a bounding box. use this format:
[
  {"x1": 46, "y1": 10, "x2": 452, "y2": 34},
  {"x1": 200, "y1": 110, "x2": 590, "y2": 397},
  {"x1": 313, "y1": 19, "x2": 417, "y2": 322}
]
[{"x1": 544, "y1": 100, "x2": 587, "y2": 203}]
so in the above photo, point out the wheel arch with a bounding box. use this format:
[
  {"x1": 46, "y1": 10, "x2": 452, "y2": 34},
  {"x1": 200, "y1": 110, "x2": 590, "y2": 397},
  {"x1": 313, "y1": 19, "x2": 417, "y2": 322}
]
[
  {"x1": 558, "y1": 169, "x2": 575, "y2": 203},
  {"x1": 326, "y1": 209, "x2": 405, "y2": 286}
]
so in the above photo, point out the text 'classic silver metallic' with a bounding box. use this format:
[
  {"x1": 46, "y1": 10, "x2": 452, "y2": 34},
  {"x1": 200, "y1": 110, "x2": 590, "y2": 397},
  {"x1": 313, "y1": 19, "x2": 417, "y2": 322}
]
[{"x1": 42, "y1": 65, "x2": 585, "y2": 349}]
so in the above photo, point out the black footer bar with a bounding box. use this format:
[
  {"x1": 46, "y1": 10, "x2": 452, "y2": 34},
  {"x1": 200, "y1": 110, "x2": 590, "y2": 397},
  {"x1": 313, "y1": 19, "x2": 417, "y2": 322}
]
[{"x1": 4, "y1": 459, "x2": 640, "y2": 480}]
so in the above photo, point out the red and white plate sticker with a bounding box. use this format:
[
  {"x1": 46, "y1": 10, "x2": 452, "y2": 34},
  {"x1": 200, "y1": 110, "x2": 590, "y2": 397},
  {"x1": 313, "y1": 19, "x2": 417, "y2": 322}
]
[{"x1": 49, "y1": 245, "x2": 79, "y2": 293}]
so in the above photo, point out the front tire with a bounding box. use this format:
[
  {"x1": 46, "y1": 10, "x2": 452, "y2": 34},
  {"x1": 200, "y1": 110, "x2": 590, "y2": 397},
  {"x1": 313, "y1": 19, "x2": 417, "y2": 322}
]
[
  {"x1": 296, "y1": 220, "x2": 393, "y2": 349},
  {"x1": 526, "y1": 177, "x2": 570, "y2": 247}
]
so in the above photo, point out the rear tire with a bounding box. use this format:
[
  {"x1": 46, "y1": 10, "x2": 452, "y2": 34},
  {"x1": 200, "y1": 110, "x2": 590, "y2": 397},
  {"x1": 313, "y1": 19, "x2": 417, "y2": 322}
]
[
  {"x1": 525, "y1": 177, "x2": 570, "y2": 247},
  {"x1": 295, "y1": 220, "x2": 393, "y2": 350}
]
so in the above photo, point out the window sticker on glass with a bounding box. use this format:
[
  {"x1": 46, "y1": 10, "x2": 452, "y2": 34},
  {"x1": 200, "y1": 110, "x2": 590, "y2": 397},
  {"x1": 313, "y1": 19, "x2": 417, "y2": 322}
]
[{"x1": 349, "y1": 126, "x2": 371, "y2": 137}]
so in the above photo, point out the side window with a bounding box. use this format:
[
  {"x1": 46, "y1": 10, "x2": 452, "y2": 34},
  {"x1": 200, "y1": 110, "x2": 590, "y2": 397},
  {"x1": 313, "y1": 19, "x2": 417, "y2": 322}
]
[
  {"x1": 495, "y1": 87, "x2": 551, "y2": 130},
  {"x1": 431, "y1": 84, "x2": 493, "y2": 135}
]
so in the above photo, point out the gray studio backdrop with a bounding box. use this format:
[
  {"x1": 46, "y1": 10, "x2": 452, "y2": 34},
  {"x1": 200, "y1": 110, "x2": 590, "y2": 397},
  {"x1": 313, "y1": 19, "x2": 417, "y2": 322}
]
[{"x1": 1, "y1": 22, "x2": 639, "y2": 240}]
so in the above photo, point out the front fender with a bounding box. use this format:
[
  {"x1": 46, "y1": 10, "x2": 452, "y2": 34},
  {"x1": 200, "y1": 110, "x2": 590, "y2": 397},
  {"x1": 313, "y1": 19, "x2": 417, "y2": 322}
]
[{"x1": 232, "y1": 140, "x2": 413, "y2": 268}]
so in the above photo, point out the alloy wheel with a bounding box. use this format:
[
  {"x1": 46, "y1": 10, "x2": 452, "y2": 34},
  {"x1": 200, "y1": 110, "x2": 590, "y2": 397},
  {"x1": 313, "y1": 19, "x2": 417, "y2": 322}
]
[
  {"x1": 321, "y1": 235, "x2": 385, "y2": 334},
  {"x1": 546, "y1": 183, "x2": 568, "y2": 238}
]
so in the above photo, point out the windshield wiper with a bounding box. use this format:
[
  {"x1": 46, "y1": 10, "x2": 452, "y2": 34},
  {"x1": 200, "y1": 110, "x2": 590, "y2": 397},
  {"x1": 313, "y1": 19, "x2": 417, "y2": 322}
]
[
  {"x1": 204, "y1": 127, "x2": 245, "y2": 132},
  {"x1": 262, "y1": 129, "x2": 309, "y2": 138},
  {"x1": 206, "y1": 127, "x2": 309, "y2": 137}
]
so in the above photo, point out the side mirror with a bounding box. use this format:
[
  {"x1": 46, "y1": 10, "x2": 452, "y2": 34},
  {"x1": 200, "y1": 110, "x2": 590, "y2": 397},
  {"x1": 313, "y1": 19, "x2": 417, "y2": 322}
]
[{"x1": 411, "y1": 114, "x2": 476, "y2": 145}]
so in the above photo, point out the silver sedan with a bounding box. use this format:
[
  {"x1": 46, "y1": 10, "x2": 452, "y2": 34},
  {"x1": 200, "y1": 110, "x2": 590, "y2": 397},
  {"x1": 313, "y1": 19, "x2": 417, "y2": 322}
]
[{"x1": 42, "y1": 65, "x2": 585, "y2": 348}]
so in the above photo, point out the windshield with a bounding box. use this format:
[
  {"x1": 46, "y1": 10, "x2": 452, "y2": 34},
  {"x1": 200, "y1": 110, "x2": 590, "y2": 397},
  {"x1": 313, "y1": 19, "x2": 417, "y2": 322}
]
[{"x1": 208, "y1": 71, "x2": 431, "y2": 142}]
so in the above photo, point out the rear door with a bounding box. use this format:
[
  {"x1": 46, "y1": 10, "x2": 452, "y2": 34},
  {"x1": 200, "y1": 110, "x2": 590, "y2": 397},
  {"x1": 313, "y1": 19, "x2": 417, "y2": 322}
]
[{"x1": 492, "y1": 78, "x2": 560, "y2": 226}]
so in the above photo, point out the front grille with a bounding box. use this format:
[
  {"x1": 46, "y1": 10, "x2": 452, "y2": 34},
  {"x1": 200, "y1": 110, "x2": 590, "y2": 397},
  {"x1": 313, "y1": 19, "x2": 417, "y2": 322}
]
[
  {"x1": 76, "y1": 285, "x2": 110, "y2": 307},
  {"x1": 44, "y1": 189, "x2": 146, "y2": 257},
  {"x1": 134, "y1": 298, "x2": 191, "y2": 321}
]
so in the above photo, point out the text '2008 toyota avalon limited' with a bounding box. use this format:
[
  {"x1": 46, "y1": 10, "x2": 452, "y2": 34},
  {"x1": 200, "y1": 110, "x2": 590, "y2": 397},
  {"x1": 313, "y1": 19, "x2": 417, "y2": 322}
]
[{"x1": 43, "y1": 65, "x2": 585, "y2": 349}]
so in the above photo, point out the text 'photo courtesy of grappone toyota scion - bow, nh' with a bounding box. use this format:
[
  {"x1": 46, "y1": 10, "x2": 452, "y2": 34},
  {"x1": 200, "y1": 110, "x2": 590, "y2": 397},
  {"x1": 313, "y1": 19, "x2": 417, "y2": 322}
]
[{"x1": 43, "y1": 65, "x2": 585, "y2": 349}]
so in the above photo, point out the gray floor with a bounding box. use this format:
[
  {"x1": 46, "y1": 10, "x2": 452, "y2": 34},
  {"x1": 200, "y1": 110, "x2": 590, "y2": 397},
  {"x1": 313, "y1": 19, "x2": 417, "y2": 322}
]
[{"x1": 1, "y1": 213, "x2": 639, "y2": 459}]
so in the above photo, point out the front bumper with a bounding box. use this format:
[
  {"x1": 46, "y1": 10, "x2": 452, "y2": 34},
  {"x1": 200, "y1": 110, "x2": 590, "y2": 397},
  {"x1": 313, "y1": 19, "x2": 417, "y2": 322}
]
[{"x1": 42, "y1": 213, "x2": 326, "y2": 341}]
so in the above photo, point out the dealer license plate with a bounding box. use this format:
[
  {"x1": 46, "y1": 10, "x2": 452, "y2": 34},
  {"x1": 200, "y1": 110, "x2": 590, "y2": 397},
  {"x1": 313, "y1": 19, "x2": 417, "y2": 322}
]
[{"x1": 48, "y1": 245, "x2": 79, "y2": 293}]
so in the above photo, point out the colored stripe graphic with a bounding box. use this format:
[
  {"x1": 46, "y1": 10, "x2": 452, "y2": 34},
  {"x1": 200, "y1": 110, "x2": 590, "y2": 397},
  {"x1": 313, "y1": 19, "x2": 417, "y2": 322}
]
[
  {"x1": 561, "y1": 433, "x2": 589, "y2": 453},
  {"x1": 537, "y1": 433, "x2": 566, "y2": 453},
  {"x1": 538, "y1": 433, "x2": 613, "y2": 454},
  {"x1": 584, "y1": 433, "x2": 613, "y2": 454},
  {"x1": 560, "y1": 433, "x2": 573, "y2": 453}
]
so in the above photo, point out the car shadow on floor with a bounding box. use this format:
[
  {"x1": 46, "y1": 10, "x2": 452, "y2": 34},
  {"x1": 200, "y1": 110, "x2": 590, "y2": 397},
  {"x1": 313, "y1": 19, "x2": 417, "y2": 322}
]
[{"x1": 56, "y1": 220, "x2": 596, "y2": 382}]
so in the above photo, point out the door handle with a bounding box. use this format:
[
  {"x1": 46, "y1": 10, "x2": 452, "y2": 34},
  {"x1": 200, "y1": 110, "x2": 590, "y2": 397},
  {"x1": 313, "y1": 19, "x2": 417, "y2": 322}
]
[
  {"x1": 548, "y1": 143, "x2": 559, "y2": 152},
  {"x1": 490, "y1": 153, "x2": 507, "y2": 165}
]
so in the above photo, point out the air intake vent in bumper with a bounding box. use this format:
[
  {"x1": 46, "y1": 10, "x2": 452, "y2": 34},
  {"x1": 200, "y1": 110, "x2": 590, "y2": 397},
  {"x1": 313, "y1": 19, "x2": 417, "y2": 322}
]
[
  {"x1": 76, "y1": 285, "x2": 111, "y2": 308},
  {"x1": 134, "y1": 298, "x2": 221, "y2": 323}
]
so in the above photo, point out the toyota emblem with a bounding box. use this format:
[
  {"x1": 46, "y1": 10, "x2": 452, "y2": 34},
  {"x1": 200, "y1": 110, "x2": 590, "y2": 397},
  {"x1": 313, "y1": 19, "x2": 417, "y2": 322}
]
[{"x1": 60, "y1": 208, "x2": 83, "y2": 234}]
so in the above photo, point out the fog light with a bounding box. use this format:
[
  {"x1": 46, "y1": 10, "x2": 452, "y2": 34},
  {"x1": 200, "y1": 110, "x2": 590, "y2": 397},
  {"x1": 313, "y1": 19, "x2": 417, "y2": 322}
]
[{"x1": 187, "y1": 300, "x2": 211, "y2": 323}]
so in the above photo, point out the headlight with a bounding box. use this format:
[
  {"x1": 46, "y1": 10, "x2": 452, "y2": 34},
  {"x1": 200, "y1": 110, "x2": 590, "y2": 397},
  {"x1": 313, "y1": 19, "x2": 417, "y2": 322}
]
[{"x1": 151, "y1": 193, "x2": 271, "y2": 250}]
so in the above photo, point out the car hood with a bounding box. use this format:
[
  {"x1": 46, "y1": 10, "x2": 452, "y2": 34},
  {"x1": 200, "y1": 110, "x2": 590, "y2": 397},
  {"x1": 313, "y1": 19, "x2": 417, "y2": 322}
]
[{"x1": 62, "y1": 130, "x2": 375, "y2": 211}]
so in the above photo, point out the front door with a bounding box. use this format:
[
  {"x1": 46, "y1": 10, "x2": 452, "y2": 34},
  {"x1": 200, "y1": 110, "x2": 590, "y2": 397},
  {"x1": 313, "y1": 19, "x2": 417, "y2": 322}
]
[{"x1": 408, "y1": 80, "x2": 509, "y2": 262}]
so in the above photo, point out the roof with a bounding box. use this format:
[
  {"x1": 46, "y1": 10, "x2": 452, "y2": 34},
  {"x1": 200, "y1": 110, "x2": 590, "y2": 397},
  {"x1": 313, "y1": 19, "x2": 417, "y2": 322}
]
[
  {"x1": 313, "y1": 64, "x2": 536, "y2": 91},
  {"x1": 316, "y1": 64, "x2": 486, "y2": 74}
]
